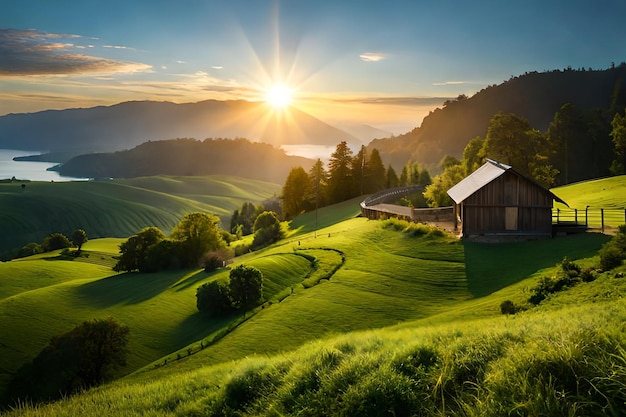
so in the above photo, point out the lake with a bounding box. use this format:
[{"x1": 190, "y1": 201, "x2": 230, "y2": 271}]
[{"x1": 0, "y1": 149, "x2": 85, "y2": 182}]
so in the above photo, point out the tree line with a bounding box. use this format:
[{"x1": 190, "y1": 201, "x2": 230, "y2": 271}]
[
  {"x1": 280, "y1": 141, "x2": 433, "y2": 219},
  {"x1": 5, "y1": 229, "x2": 88, "y2": 260},
  {"x1": 424, "y1": 106, "x2": 626, "y2": 207}
]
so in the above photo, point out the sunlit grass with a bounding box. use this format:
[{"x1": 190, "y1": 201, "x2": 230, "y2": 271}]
[{"x1": 7, "y1": 272, "x2": 626, "y2": 416}]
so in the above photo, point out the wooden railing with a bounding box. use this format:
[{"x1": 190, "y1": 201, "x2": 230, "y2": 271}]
[{"x1": 553, "y1": 207, "x2": 626, "y2": 233}]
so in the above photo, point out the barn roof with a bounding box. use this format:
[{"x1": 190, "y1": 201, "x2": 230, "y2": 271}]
[{"x1": 447, "y1": 159, "x2": 567, "y2": 205}]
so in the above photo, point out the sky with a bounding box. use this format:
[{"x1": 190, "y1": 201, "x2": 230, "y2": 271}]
[{"x1": 1, "y1": 0, "x2": 625, "y2": 134}]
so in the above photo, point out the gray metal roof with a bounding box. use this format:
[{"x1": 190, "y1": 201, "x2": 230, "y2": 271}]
[
  {"x1": 447, "y1": 159, "x2": 568, "y2": 205},
  {"x1": 447, "y1": 159, "x2": 509, "y2": 203}
]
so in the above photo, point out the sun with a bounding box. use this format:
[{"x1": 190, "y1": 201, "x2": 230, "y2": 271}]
[{"x1": 265, "y1": 84, "x2": 293, "y2": 109}]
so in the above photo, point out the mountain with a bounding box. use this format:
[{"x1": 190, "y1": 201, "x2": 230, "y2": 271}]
[
  {"x1": 0, "y1": 100, "x2": 357, "y2": 155},
  {"x1": 333, "y1": 123, "x2": 393, "y2": 143},
  {"x1": 370, "y1": 65, "x2": 626, "y2": 171},
  {"x1": 57, "y1": 138, "x2": 315, "y2": 183}
]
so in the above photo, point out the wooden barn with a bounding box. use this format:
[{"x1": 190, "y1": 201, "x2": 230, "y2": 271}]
[{"x1": 447, "y1": 159, "x2": 567, "y2": 238}]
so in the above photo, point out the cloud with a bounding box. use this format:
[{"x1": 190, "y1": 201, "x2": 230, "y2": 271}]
[
  {"x1": 432, "y1": 81, "x2": 466, "y2": 86},
  {"x1": 0, "y1": 28, "x2": 151, "y2": 76},
  {"x1": 212, "y1": 66, "x2": 224, "y2": 70},
  {"x1": 359, "y1": 52, "x2": 386, "y2": 62},
  {"x1": 319, "y1": 96, "x2": 450, "y2": 106}
]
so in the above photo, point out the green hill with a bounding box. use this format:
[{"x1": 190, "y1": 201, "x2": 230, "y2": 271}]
[
  {"x1": 0, "y1": 176, "x2": 624, "y2": 415},
  {"x1": 0, "y1": 175, "x2": 280, "y2": 256}
]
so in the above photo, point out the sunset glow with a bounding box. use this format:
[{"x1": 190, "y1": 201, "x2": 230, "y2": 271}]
[
  {"x1": 1, "y1": 1, "x2": 624, "y2": 135},
  {"x1": 265, "y1": 84, "x2": 293, "y2": 109}
]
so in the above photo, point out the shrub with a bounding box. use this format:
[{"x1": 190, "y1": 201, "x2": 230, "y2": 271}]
[
  {"x1": 599, "y1": 225, "x2": 626, "y2": 271},
  {"x1": 42, "y1": 233, "x2": 71, "y2": 252},
  {"x1": 581, "y1": 267, "x2": 598, "y2": 283},
  {"x1": 599, "y1": 244, "x2": 624, "y2": 271},
  {"x1": 7, "y1": 318, "x2": 129, "y2": 405},
  {"x1": 229, "y1": 264, "x2": 264, "y2": 311},
  {"x1": 202, "y1": 248, "x2": 233, "y2": 272},
  {"x1": 16, "y1": 242, "x2": 42, "y2": 258},
  {"x1": 196, "y1": 280, "x2": 233, "y2": 316},
  {"x1": 252, "y1": 211, "x2": 283, "y2": 249},
  {"x1": 500, "y1": 300, "x2": 517, "y2": 315}
]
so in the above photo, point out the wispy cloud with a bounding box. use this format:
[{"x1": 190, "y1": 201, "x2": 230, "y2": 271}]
[
  {"x1": 359, "y1": 52, "x2": 386, "y2": 62},
  {"x1": 212, "y1": 66, "x2": 224, "y2": 70},
  {"x1": 432, "y1": 81, "x2": 466, "y2": 86},
  {"x1": 102, "y1": 44, "x2": 136, "y2": 51},
  {"x1": 0, "y1": 28, "x2": 151, "y2": 76}
]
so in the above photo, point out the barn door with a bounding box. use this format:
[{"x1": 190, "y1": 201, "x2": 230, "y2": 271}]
[{"x1": 505, "y1": 207, "x2": 518, "y2": 230}]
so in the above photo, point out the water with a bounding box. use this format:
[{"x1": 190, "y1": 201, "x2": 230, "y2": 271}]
[{"x1": 0, "y1": 149, "x2": 85, "y2": 182}]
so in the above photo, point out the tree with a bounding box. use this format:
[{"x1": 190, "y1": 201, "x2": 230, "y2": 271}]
[
  {"x1": 252, "y1": 211, "x2": 283, "y2": 249},
  {"x1": 481, "y1": 112, "x2": 556, "y2": 185},
  {"x1": 71, "y1": 229, "x2": 88, "y2": 253},
  {"x1": 366, "y1": 148, "x2": 386, "y2": 193},
  {"x1": 307, "y1": 158, "x2": 328, "y2": 210},
  {"x1": 327, "y1": 141, "x2": 354, "y2": 203},
  {"x1": 171, "y1": 212, "x2": 225, "y2": 268},
  {"x1": 114, "y1": 226, "x2": 165, "y2": 272},
  {"x1": 610, "y1": 109, "x2": 626, "y2": 175},
  {"x1": 423, "y1": 164, "x2": 465, "y2": 207},
  {"x1": 196, "y1": 280, "x2": 233, "y2": 316},
  {"x1": 546, "y1": 103, "x2": 590, "y2": 184},
  {"x1": 229, "y1": 264, "x2": 263, "y2": 311},
  {"x1": 386, "y1": 164, "x2": 399, "y2": 188},
  {"x1": 351, "y1": 145, "x2": 368, "y2": 196},
  {"x1": 462, "y1": 136, "x2": 485, "y2": 175},
  {"x1": 282, "y1": 166, "x2": 310, "y2": 220},
  {"x1": 8, "y1": 318, "x2": 129, "y2": 405},
  {"x1": 17, "y1": 242, "x2": 42, "y2": 258},
  {"x1": 230, "y1": 202, "x2": 263, "y2": 236},
  {"x1": 42, "y1": 233, "x2": 71, "y2": 252}
]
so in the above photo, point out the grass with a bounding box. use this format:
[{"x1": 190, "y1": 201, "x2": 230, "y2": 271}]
[
  {"x1": 552, "y1": 175, "x2": 626, "y2": 209},
  {"x1": 1, "y1": 176, "x2": 624, "y2": 415},
  {"x1": 5, "y1": 265, "x2": 625, "y2": 416},
  {"x1": 0, "y1": 175, "x2": 280, "y2": 254}
]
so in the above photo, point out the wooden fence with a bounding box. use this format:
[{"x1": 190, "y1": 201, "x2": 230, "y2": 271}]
[{"x1": 553, "y1": 207, "x2": 626, "y2": 233}]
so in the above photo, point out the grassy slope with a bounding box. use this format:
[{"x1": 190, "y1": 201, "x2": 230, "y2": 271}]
[
  {"x1": 0, "y1": 175, "x2": 280, "y2": 254},
  {"x1": 552, "y1": 175, "x2": 626, "y2": 209},
  {"x1": 1, "y1": 177, "x2": 623, "y2": 415},
  {"x1": 5, "y1": 242, "x2": 625, "y2": 417}
]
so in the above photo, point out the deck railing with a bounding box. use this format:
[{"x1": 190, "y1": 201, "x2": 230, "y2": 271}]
[{"x1": 553, "y1": 207, "x2": 626, "y2": 233}]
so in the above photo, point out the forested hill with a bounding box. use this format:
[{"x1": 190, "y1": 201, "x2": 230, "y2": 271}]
[
  {"x1": 371, "y1": 65, "x2": 626, "y2": 171},
  {"x1": 58, "y1": 138, "x2": 315, "y2": 183}
]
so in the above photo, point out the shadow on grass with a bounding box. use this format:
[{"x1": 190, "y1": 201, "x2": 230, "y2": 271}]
[
  {"x1": 77, "y1": 270, "x2": 191, "y2": 308},
  {"x1": 171, "y1": 269, "x2": 227, "y2": 292},
  {"x1": 463, "y1": 233, "x2": 610, "y2": 298}
]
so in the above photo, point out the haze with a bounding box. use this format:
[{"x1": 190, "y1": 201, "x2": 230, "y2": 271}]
[{"x1": 1, "y1": 0, "x2": 625, "y2": 135}]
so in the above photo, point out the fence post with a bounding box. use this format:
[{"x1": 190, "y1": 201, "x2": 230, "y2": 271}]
[
  {"x1": 585, "y1": 206, "x2": 589, "y2": 228},
  {"x1": 601, "y1": 208, "x2": 604, "y2": 234},
  {"x1": 574, "y1": 208, "x2": 578, "y2": 224},
  {"x1": 556, "y1": 208, "x2": 560, "y2": 224}
]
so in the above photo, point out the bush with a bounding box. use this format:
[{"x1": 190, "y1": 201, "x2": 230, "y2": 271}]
[
  {"x1": 599, "y1": 225, "x2": 626, "y2": 271},
  {"x1": 196, "y1": 280, "x2": 233, "y2": 316},
  {"x1": 252, "y1": 211, "x2": 283, "y2": 249},
  {"x1": 7, "y1": 318, "x2": 129, "y2": 405},
  {"x1": 599, "y1": 244, "x2": 624, "y2": 271},
  {"x1": 202, "y1": 248, "x2": 234, "y2": 272},
  {"x1": 42, "y1": 233, "x2": 72, "y2": 252},
  {"x1": 500, "y1": 300, "x2": 517, "y2": 315},
  {"x1": 229, "y1": 264, "x2": 264, "y2": 311}
]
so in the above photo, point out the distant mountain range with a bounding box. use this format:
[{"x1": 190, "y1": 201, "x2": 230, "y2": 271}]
[
  {"x1": 369, "y1": 65, "x2": 626, "y2": 170},
  {"x1": 0, "y1": 100, "x2": 362, "y2": 155},
  {"x1": 2, "y1": 65, "x2": 625, "y2": 179}
]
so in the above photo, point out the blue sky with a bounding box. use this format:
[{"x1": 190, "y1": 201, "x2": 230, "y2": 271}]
[{"x1": 1, "y1": 0, "x2": 625, "y2": 133}]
